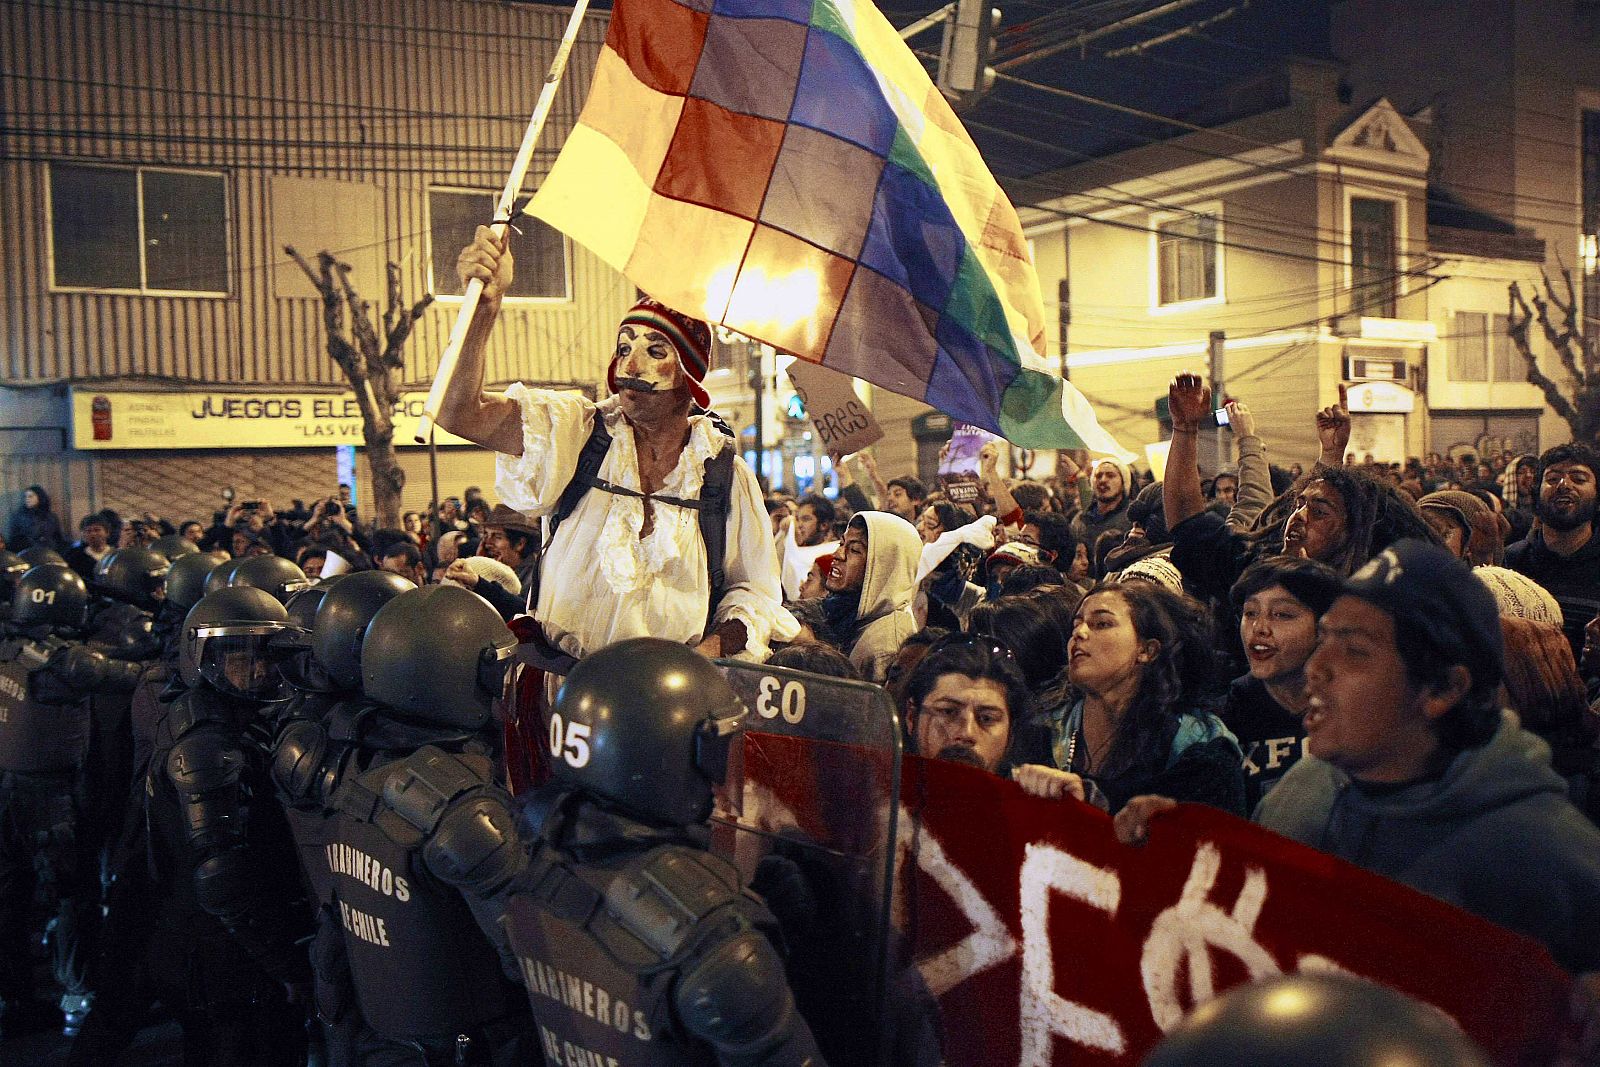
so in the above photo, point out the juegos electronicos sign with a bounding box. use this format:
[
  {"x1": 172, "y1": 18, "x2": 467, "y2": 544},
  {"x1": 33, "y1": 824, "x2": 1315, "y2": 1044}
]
[{"x1": 70, "y1": 388, "x2": 476, "y2": 449}]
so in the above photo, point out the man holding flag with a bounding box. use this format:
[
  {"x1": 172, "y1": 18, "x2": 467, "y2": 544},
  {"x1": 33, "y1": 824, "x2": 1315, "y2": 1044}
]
[
  {"x1": 432, "y1": 0, "x2": 1135, "y2": 667},
  {"x1": 439, "y1": 228, "x2": 796, "y2": 668}
]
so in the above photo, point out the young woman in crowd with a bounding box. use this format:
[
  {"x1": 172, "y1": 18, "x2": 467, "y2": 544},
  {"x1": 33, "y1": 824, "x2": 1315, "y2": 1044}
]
[
  {"x1": 8, "y1": 484, "x2": 66, "y2": 552},
  {"x1": 1012, "y1": 582, "x2": 1245, "y2": 815}
]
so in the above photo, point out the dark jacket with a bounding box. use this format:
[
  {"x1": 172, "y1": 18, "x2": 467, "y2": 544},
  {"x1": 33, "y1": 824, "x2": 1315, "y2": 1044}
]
[
  {"x1": 8, "y1": 505, "x2": 66, "y2": 552},
  {"x1": 1069, "y1": 496, "x2": 1133, "y2": 554},
  {"x1": 1255, "y1": 711, "x2": 1600, "y2": 973},
  {"x1": 1504, "y1": 528, "x2": 1600, "y2": 661},
  {"x1": 1050, "y1": 700, "x2": 1247, "y2": 817}
]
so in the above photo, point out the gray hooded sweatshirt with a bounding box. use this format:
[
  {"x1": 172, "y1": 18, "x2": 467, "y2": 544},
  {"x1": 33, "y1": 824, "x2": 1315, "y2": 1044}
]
[
  {"x1": 1255, "y1": 711, "x2": 1600, "y2": 973},
  {"x1": 846, "y1": 512, "x2": 923, "y2": 684}
]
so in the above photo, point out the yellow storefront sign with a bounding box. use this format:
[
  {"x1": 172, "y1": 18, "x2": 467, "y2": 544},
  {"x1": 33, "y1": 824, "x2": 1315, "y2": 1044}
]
[{"x1": 70, "y1": 389, "x2": 475, "y2": 449}]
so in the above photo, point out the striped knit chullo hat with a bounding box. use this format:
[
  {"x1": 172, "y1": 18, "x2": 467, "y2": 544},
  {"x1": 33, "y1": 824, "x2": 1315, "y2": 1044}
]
[{"x1": 609, "y1": 296, "x2": 714, "y2": 409}]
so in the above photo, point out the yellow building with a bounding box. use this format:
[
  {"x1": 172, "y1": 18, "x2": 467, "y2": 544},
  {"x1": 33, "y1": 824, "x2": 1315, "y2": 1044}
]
[{"x1": 1020, "y1": 58, "x2": 1567, "y2": 474}]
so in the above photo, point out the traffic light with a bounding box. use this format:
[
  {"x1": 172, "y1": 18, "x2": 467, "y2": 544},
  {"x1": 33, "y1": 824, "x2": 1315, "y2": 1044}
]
[{"x1": 938, "y1": 0, "x2": 1000, "y2": 103}]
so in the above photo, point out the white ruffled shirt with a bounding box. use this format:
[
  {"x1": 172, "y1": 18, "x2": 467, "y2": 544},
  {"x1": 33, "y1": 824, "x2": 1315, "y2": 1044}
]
[{"x1": 495, "y1": 384, "x2": 797, "y2": 660}]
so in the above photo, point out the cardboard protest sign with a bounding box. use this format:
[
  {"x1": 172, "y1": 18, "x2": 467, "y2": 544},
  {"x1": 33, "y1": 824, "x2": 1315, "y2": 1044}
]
[
  {"x1": 737, "y1": 733, "x2": 1571, "y2": 1066},
  {"x1": 785, "y1": 359, "x2": 883, "y2": 457}
]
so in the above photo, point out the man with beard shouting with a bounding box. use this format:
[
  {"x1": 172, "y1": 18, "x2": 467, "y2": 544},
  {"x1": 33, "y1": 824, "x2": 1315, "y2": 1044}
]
[{"x1": 1505, "y1": 442, "x2": 1600, "y2": 667}]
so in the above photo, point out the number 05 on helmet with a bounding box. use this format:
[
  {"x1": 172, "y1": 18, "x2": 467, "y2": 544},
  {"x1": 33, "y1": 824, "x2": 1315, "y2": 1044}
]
[{"x1": 548, "y1": 638, "x2": 747, "y2": 828}]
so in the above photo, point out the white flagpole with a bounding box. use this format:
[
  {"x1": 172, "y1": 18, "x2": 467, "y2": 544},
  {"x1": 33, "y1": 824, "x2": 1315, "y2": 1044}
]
[{"x1": 416, "y1": 0, "x2": 595, "y2": 442}]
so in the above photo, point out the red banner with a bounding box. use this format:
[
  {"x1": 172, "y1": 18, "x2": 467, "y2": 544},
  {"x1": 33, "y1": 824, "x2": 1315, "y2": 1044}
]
[{"x1": 736, "y1": 732, "x2": 1571, "y2": 1066}]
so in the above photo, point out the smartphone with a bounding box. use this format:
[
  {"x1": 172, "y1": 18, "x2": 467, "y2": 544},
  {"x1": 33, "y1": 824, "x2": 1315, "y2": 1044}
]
[
  {"x1": 222, "y1": 486, "x2": 235, "y2": 502},
  {"x1": 1205, "y1": 408, "x2": 1231, "y2": 428}
]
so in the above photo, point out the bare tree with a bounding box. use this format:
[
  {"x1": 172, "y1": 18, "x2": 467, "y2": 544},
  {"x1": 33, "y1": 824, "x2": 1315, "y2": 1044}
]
[
  {"x1": 1507, "y1": 265, "x2": 1600, "y2": 445},
  {"x1": 285, "y1": 248, "x2": 433, "y2": 530}
]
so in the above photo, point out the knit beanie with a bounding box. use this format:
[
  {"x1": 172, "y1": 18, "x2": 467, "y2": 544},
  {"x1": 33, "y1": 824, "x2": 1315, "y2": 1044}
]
[
  {"x1": 1090, "y1": 458, "x2": 1133, "y2": 502},
  {"x1": 608, "y1": 296, "x2": 713, "y2": 408},
  {"x1": 1116, "y1": 552, "x2": 1184, "y2": 593},
  {"x1": 1472, "y1": 565, "x2": 1562, "y2": 626}
]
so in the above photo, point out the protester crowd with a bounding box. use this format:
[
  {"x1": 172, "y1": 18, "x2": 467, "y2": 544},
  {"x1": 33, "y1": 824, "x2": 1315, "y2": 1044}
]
[{"x1": 5, "y1": 240, "x2": 1600, "y2": 1064}]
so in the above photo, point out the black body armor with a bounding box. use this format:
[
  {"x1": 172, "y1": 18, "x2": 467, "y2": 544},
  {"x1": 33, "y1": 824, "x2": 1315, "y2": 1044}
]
[
  {"x1": 500, "y1": 793, "x2": 826, "y2": 1067},
  {"x1": 322, "y1": 744, "x2": 527, "y2": 1044},
  {"x1": 145, "y1": 686, "x2": 310, "y2": 986},
  {"x1": 0, "y1": 634, "x2": 135, "y2": 774}
]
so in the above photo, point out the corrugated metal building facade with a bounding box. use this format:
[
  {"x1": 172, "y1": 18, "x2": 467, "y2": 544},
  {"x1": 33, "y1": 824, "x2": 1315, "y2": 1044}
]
[{"x1": 0, "y1": 0, "x2": 631, "y2": 530}]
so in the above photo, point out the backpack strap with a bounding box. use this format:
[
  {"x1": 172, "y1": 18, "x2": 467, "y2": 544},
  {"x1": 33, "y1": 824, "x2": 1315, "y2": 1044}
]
[
  {"x1": 549, "y1": 408, "x2": 735, "y2": 623},
  {"x1": 699, "y1": 438, "x2": 735, "y2": 623},
  {"x1": 548, "y1": 413, "x2": 613, "y2": 546}
]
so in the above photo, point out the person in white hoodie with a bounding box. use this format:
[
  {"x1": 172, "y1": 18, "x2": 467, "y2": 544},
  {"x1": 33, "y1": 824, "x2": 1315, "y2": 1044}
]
[{"x1": 821, "y1": 511, "x2": 922, "y2": 683}]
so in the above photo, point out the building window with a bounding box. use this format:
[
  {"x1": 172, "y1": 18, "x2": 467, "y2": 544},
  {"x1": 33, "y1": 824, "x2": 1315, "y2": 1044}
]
[
  {"x1": 1155, "y1": 215, "x2": 1218, "y2": 306},
  {"x1": 1350, "y1": 196, "x2": 1397, "y2": 317},
  {"x1": 49, "y1": 164, "x2": 229, "y2": 294},
  {"x1": 428, "y1": 188, "x2": 568, "y2": 301},
  {"x1": 1450, "y1": 311, "x2": 1524, "y2": 383}
]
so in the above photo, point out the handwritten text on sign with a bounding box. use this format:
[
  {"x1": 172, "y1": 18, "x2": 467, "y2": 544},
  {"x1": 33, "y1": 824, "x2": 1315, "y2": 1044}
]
[{"x1": 785, "y1": 359, "x2": 883, "y2": 456}]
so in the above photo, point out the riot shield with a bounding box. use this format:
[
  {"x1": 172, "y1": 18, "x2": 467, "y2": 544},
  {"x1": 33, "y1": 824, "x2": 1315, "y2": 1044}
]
[{"x1": 711, "y1": 661, "x2": 903, "y2": 1067}]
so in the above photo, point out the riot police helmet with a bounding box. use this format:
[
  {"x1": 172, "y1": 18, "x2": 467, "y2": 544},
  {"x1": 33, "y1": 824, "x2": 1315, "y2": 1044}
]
[
  {"x1": 313, "y1": 570, "x2": 414, "y2": 692},
  {"x1": 203, "y1": 557, "x2": 244, "y2": 596},
  {"x1": 18, "y1": 546, "x2": 67, "y2": 569},
  {"x1": 225, "y1": 553, "x2": 311, "y2": 605},
  {"x1": 12, "y1": 563, "x2": 91, "y2": 630},
  {"x1": 88, "y1": 601, "x2": 158, "y2": 660},
  {"x1": 0, "y1": 550, "x2": 27, "y2": 606},
  {"x1": 150, "y1": 533, "x2": 198, "y2": 560},
  {"x1": 181, "y1": 585, "x2": 294, "y2": 699},
  {"x1": 278, "y1": 583, "x2": 333, "y2": 692},
  {"x1": 1142, "y1": 973, "x2": 1491, "y2": 1067},
  {"x1": 97, "y1": 547, "x2": 171, "y2": 611},
  {"x1": 549, "y1": 638, "x2": 747, "y2": 827},
  {"x1": 361, "y1": 585, "x2": 514, "y2": 729},
  {"x1": 168, "y1": 550, "x2": 231, "y2": 611}
]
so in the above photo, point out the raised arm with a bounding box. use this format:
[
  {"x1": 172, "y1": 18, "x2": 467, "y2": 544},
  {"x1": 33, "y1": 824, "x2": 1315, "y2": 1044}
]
[
  {"x1": 1313, "y1": 383, "x2": 1350, "y2": 471},
  {"x1": 979, "y1": 442, "x2": 1022, "y2": 524},
  {"x1": 1163, "y1": 373, "x2": 1211, "y2": 531},
  {"x1": 1224, "y1": 400, "x2": 1273, "y2": 531},
  {"x1": 435, "y1": 225, "x2": 526, "y2": 456}
]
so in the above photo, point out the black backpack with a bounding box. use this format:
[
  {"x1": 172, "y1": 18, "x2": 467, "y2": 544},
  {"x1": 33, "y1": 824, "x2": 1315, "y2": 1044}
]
[{"x1": 547, "y1": 411, "x2": 736, "y2": 621}]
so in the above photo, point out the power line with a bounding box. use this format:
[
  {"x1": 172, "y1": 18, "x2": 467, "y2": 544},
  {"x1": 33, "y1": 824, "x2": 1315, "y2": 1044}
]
[{"x1": 995, "y1": 70, "x2": 1591, "y2": 228}]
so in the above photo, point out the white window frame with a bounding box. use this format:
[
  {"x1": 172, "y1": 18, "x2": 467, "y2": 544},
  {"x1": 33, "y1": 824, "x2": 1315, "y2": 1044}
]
[
  {"x1": 1342, "y1": 186, "x2": 1408, "y2": 315},
  {"x1": 1447, "y1": 308, "x2": 1525, "y2": 385},
  {"x1": 1147, "y1": 204, "x2": 1225, "y2": 314},
  {"x1": 425, "y1": 185, "x2": 572, "y2": 305},
  {"x1": 46, "y1": 162, "x2": 231, "y2": 298}
]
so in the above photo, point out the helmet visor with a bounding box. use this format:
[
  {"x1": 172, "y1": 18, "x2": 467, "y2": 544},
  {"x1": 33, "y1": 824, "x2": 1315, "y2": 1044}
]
[
  {"x1": 694, "y1": 703, "x2": 748, "y2": 787},
  {"x1": 477, "y1": 639, "x2": 517, "y2": 707},
  {"x1": 270, "y1": 626, "x2": 335, "y2": 692},
  {"x1": 194, "y1": 622, "x2": 291, "y2": 699}
]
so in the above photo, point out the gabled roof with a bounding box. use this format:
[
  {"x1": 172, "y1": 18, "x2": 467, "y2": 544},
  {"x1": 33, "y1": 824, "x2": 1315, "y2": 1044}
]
[{"x1": 1325, "y1": 98, "x2": 1429, "y2": 174}]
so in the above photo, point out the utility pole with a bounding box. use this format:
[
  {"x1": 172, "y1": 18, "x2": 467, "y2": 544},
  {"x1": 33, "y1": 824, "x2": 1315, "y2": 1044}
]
[{"x1": 1208, "y1": 330, "x2": 1228, "y2": 468}]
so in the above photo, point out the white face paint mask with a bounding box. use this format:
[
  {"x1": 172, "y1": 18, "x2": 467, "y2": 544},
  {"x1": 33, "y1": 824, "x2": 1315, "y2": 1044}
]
[{"x1": 611, "y1": 324, "x2": 684, "y2": 396}]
